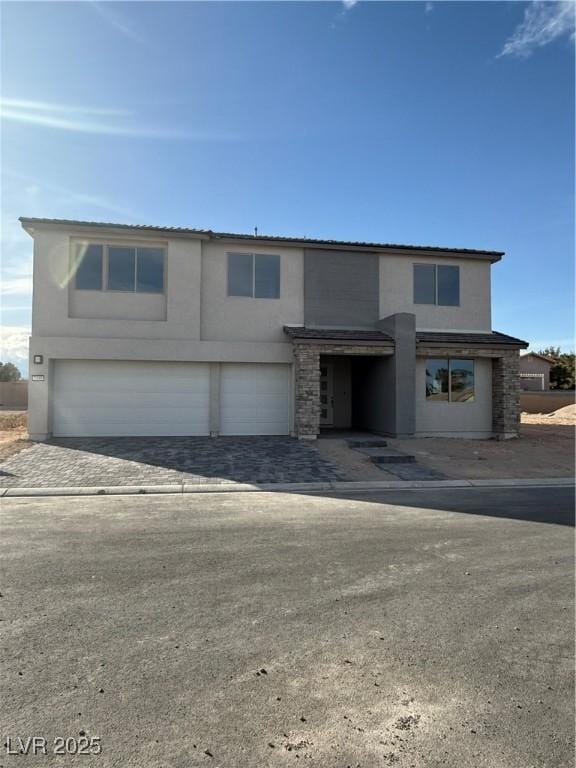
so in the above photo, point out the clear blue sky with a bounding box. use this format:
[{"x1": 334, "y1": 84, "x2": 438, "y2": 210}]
[{"x1": 1, "y1": 1, "x2": 574, "y2": 373}]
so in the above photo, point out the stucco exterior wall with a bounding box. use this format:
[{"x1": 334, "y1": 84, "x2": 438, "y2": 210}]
[
  {"x1": 31, "y1": 228, "x2": 202, "y2": 339},
  {"x1": 68, "y1": 287, "x2": 166, "y2": 321},
  {"x1": 379, "y1": 254, "x2": 491, "y2": 331},
  {"x1": 201, "y1": 242, "x2": 304, "y2": 342},
  {"x1": 304, "y1": 249, "x2": 379, "y2": 327},
  {"x1": 415, "y1": 357, "x2": 493, "y2": 437}
]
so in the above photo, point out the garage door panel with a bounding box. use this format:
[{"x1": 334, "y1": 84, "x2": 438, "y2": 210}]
[
  {"x1": 59, "y1": 393, "x2": 208, "y2": 408},
  {"x1": 220, "y1": 364, "x2": 290, "y2": 436},
  {"x1": 53, "y1": 361, "x2": 210, "y2": 437}
]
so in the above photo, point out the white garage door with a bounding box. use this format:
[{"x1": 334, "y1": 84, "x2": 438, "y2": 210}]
[
  {"x1": 53, "y1": 361, "x2": 210, "y2": 437},
  {"x1": 220, "y1": 364, "x2": 291, "y2": 436}
]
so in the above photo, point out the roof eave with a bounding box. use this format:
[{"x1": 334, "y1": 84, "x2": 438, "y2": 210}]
[
  {"x1": 417, "y1": 341, "x2": 529, "y2": 350},
  {"x1": 18, "y1": 217, "x2": 504, "y2": 261},
  {"x1": 18, "y1": 217, "x2": 211, "y2": 241},
  {"x1": 214, "y1": 233, "x2": 503, "y2": 261}
]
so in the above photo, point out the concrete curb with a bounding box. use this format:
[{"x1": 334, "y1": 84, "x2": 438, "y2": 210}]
[{"x1": 1, "y1": 477, "x2": 573, "y2": 498}]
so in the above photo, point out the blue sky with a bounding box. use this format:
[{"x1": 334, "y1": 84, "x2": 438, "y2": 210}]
[{"x1": 1, "y1": 0, "x2": 574, "y2": 373}]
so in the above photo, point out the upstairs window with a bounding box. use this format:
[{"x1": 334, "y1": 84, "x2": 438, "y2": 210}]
[
  {"x1": 75, "y1": 244, "x2": 103, "y2": 290},
  {"x1": 228, "y1": 252, "x2": 280, "y2": 298},
  {"x1": 426, "y1": 358, "x2": 474, "y2": 403},
  {"x1": 108, "y1": 247, "x2": 135, "y2": 291},
  {"x1": 74, "y1": 244, "x2": 165, "y2": 293},
  {"x1": 136, "y1": 248, "x2": 164, "y2": 292},
  {"x1": 413, "y1": 264, "x2": 436, "y2": 304},
  {"x1": 437, "y1": 265, "x2": 460, "y2": 306},
  {"x1": 414, "y1": 264, "x2": 460, "y2": 306}
]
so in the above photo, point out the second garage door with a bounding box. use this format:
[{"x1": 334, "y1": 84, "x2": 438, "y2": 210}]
[
  {"x1": 53, "y1": 360, "x2": 210, "y2": 437},
  {"x1": 220, "y1": 363, "x2": 291, "y2": 435}
]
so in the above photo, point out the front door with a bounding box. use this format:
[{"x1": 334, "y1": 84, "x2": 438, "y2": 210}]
[{"x1": 319, "y1": 362, "x2": 334, "y2": 426}]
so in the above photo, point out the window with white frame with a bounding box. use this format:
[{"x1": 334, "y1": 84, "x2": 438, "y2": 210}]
[
  {"x1": 227, "y1": 252, "x2": 280, "y2": 298},
  {"x1": 74, "y1": 244, "x2": 165, "y2": 293},
  {"x1": 425, "y1": 359, "x2": 475, "y2": 402},
  {"x1": 414, "y1": 264, "x2": 460, "y2": 306}
]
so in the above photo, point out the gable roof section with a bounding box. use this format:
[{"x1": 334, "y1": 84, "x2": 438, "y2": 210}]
[{"x1": 18, "y1": 217, "x2": 504, "y2": 261}]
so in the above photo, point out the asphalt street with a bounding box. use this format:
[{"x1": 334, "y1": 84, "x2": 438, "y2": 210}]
[{"x1": 1, "y1": 487, "x2": 574, "y2": 768}]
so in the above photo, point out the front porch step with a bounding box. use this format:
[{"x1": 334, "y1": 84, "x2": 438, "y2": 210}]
[
  {"x1": 346, "y1": 438, "x2": 388, "y2": 449},
  {"x1": 355, "y1": 446, "x2": 416, "y2": 465}
]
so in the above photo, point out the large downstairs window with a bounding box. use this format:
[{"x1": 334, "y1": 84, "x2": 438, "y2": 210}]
[
  {"x1": 426, "y1": 359, "x2": 475, "y2": 402},
  {"x1": 74, "y1": 244, "x2": 165, "y2": 293},
  {"x1": 414, "y1": 264, "x2": 460, "y2": 306},
  {"x1": 227, "y1": 252, "x2": 280, "y2": 298}
]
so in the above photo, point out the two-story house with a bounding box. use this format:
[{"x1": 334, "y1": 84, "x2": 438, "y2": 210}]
[{"x1": 20, "y1": 217, "x2": 527, "y2": 442}]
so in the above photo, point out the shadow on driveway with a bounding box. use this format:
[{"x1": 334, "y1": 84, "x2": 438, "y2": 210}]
[{"x1": 0, "y1": 436, "x2": 348, "y2": 487}]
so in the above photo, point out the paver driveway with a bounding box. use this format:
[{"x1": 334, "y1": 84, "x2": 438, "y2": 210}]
[{"x1": 0, "y1": 436, "x2": 348, "y2": 488}]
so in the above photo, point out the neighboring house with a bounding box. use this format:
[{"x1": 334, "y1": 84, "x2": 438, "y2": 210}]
[
  {"x1": 519, "y1": 353, "x2": 554, "y2": 391},
  {"x1": 21, "y1": 217, "x2": 528, "y2": 441}
]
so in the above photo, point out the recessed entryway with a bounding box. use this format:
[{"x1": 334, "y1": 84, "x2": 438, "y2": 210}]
[{"x1": 319, "y1": 354, "x2": 394, "y2": 435}]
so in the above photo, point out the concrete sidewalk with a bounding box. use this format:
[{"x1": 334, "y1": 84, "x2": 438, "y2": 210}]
[{"x1": 1, "y1": 476, "x2": 573, "y2": 497}]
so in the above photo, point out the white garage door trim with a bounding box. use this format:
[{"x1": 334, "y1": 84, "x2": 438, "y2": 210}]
[
  {"x1": 220, "y1": 363, "x2": 291, "y2": 436},
  {"x1": 52, "y1": 360, "x2": 210, "y2": 437}
]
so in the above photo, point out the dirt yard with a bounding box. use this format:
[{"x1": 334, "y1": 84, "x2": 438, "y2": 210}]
[
  {"x1": 391, "y1": 418, "x2": 574, "y2": 480},
  {"x1": 318, "y1": 410, "x2": 574, "y2": 482},
  {"x1": 0, "y1": 411, "x2": 31, "y2": 461}
]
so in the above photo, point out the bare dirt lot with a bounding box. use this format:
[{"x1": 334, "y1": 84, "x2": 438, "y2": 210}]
[
  {"x1": 392, "y1": 419, "x2": 574, "y2": 480},
  {"x1": 0, "y1": 410, "x2": 31, "y2": 462},
  {"x1": 319, "y1": 414, "x2": 574, "y2": 482}
]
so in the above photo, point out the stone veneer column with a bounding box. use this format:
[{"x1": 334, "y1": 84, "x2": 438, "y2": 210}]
[
  {"x1": 293, "y1": 344, "x2": 321, "y2": 439},
  {"x1": 492, "y1": 350, "x2": 521, "y2": 438}
]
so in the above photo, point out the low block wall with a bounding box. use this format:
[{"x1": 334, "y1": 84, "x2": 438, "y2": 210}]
[
  {"x1": 520, "y1": 390, "x2": 575, "y2": 414},
  {"x1": 0, "y1": 381, "x2": 28, "y2": 409}
]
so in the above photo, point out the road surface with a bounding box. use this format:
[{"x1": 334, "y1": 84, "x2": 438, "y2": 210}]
[{"x1": 1, "y1": 487, "x2": 573, "y2": 767}]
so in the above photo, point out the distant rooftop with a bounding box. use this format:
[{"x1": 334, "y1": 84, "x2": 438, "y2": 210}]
[{"x1": 19, "y1": 217, "x2": 504, "y2": 261}]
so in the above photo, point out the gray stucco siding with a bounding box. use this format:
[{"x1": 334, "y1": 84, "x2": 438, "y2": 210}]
[
  {"x1": 304, "y1": 249, "x2": 379, "y2": 327},
  {"x1": 415, "y1": 357, "x2": 493, "y2": 438}
]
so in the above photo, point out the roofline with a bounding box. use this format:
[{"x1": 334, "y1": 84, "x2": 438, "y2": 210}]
[
  {"x1": 417, "y1": 340, "x2": 529, "y2": 349},
  {"x1": 18, "y1": 217, "x2": 504, "y2": 261},
  {"x1": 520, "y1": 352, "x2": 555, "y2": 362}
]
